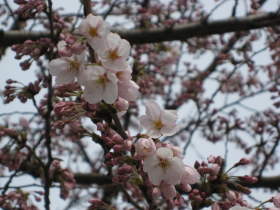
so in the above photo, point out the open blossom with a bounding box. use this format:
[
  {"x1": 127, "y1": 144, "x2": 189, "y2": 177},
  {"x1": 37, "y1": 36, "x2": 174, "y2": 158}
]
[
  {"x1": 97, "y1": 33, "x2": 130, "y2": 71},
  {"x1": 143, "y1": 147, "x2": 185, "y2": 185},
  {"x1": 140, "y1": 101, "x2": 179, "y2": 138},
  {"x1": 135, "y1": 138, "x2": 156, "y2": 157},
  {"x1": 79, "y1": 66, "x2": 118, "y2": 104},
  {"x1": 48, "y1": 52, "x2": 85, "y2": 84},
  {"x1": 78, "y1": 14, "x2": 110, "y2": 50}
]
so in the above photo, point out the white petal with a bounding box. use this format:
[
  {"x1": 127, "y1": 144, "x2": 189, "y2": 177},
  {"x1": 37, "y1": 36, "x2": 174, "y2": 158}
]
[
  {"x1": 103, "y1": 81, "x2": 118, "y2": 104},
  {"x1": 148, "y1": 166, "x2": 165, "y2": 185},
  {"x1": 139, "y1": 115, "x2": 153, "y2": 129},
  {"x1": 156, "y1": 148, "x2": 173, "y2": 159},
  {"x1": 55, "y1": 69, "x2": 77, "y2": 84},
  {"x1": 160, "y1": 125, "x2": 179, "y2": 136},
  {"x1": 145, "y1": 101, "x2": 161, "y2": 119},
  {"x1": 146, "y1": 126, "x2": 162, "y2": 138},
  {"x1": 84, "y1": 86, "x2": 103, "y2": 104},
  {"x1": 161, "y1": 110, "x2": 178, "y2": 124}
]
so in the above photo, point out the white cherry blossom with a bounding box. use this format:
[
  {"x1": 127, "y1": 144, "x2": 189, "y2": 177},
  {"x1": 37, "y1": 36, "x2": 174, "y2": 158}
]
[
  {"x1": 48, "y1": 52, "x2": 85, "y2": 84},
  {"x1": 97, "y1": 33, "x2": 130, "y2": 71},
  {"x1": 78, "y1": 14, "x2": 110, "y2": 50},
  {"x1": 143, "y1": 147, "x2": 185, "y2": 185},
  {"x1": 140, "y1": 101, "x2": 179, "y2": 138},
  {"x1": 79, "y1": 66, "x2": 118, "y2": 104}
]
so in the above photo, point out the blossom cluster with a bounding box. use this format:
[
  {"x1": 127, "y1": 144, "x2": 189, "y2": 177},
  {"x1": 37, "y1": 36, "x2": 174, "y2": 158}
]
[{"x1": 48, "y1": 14, "x2": 139, "y2": 105}]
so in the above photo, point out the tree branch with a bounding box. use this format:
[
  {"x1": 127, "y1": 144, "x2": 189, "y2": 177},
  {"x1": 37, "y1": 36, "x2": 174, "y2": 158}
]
[{"x1": 1, "y1": 12, "x2": 280, "y2": 47}]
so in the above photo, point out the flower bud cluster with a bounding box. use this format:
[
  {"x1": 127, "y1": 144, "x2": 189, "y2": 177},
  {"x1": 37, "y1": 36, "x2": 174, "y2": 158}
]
[
  {"x1": 58, "y1": 33, "x2": 86, "y2": 57},
  {"x1": 0, "y1": 189, "x2": 38, "y2": 210},
  {"x1": 12, "y1": 38, "x2": 53, "y2": 70},
  {"x1": 112, "y1": 165, "x2": 133, "y2": 184},
  {"x1": 14, "y1": 0, "x2": 46, "y2": 19},
  {"x1": 0, "y1": 147, "x2": 24, "y2": 172},
  {"x1": 49, "y1": 160, "x2": 76, "y2": 200},
  {"x1": 3, "y1": 77, "x2": 48, "y2": 104},
  {"x1": 195, "y1": 155, "x2": 223, "y2": 181},
  {"x1": 54, "y1": 82, "x2": 82, "y2": 98}
]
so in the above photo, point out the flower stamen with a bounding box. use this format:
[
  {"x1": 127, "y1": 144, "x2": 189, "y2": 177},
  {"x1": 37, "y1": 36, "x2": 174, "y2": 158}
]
[
  {"x1": 159, "y1": 159, "x2": 170, "y2": 172},
  {"x1": 152, "y1": 116, "x2": 163, "y2": 129}
]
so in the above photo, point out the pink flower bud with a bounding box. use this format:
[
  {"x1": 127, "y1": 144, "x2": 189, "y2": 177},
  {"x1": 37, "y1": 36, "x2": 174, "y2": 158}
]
[
  {"x1": 152, "y1": 187, "x2": 161, "y2": 198},
  {"x1": 211, "y1": 202, "x2": 221, "y2": 210},
  {"x1": 19, "y1": 117, "x2": 29, "y2": 127},
  {"x1": 96, "y1": 122, "x2": 105, "y2": 132},
  {"x1": 180, "y1": 183, "x2": 192, "y2": 192},
  {"x1": 201, "y1": 161, "x2": 208, "y2": 167},
  {"x1": 59, "y1": 46, "x2": 73, "y2": 57},
  {"x1": 211, "y1": 164, "x2": 220, "y2": 175},
  {"x1": 112, "y1": 134, "x2": 124, "y2": 144},
  {"x1": 113, "y1": 145, "x2": 124, "y2": 153},
  {"x1": 237, "y1": 175, "x2": 258, "y2": 184},
  {"x1": 167, "y1": 199, "x2": 175, "y2": 209},
  {"x1": 124, "y1": 140, "x2": 132, "y2": 151},
  {"x1": 207, "y1": 155, "x2": 216, "y2": 163},
  {"x1": 71, "y1": 42, "x2": 86, "y2": 55},
  {"x1": 226, "y1": 191, "x2": 236, "y2": 204},
  {"x1": 112, "y1": 176, "x2": 121, "y2": 184},
  {"x1": 194, "y1": 161, "x2": 200, "y2": 169},
  {"x1": 215, "y1": 156, "x2": 223, "y2": 165},
  {"x1": 234, "y1": 158, "x2": 251, "y2": 167},
  {"x1": 115, "y1": 97, "x2": 129, "y2": 112},
  {"x1": 175, "y1": 195, "x2": 184, "y2": 206}
]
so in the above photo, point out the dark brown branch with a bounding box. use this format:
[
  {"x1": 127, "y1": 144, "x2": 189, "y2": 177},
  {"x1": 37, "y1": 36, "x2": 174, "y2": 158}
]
[
  {"x1": 1, "y1": 12, "x2": 280, "y2": 47},
  {"x1": 73, "y1": 173, "x2": 280, "y2": 190}
]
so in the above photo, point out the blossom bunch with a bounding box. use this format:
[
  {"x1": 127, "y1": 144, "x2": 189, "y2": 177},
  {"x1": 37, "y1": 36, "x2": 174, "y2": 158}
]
[{"x1": 48, "y1": 14, "x2": 139, "y2": 105}]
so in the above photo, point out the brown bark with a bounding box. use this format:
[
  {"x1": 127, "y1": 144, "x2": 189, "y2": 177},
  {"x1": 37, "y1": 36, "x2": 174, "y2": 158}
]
[{"x1": 1, "y1": 12, "x2": 280, "y2": 47}]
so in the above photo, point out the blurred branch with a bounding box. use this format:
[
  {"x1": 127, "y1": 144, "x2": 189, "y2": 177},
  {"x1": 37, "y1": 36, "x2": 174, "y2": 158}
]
[{"x1": 1, "y1": 12, "x2": 280, "y2": 46}]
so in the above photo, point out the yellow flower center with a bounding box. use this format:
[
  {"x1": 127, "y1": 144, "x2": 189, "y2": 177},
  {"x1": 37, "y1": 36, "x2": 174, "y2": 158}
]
[
  {"x1": 108, "y1": 49, "x2": 121, "y2": 61},
  {"x1": 152, "y1": 116, "x2": 163, "y2": 129},
  {"x1": 93, "y1": 75, "x2": 107, "y2": 89},
  {"x1": 116, "y1": 71, "x2": 123, "y2": 79},
  {"x1": 159, "y1": 159, "x2": 170, "y2": 171},
  {"x1": 66, "y1": 59, "x2": 80, "y2": 71},
  {"x1": 87, "y1": 27, "x2": 99, "y2": 37},
  {"x1": 142, "y1": 146, "x2": 150, "y2": 152}
]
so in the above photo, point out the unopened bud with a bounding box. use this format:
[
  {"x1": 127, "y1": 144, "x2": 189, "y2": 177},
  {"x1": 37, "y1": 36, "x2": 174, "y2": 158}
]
[{"x1": 237, "y1": 175, "x2": 258, "y2": 184}]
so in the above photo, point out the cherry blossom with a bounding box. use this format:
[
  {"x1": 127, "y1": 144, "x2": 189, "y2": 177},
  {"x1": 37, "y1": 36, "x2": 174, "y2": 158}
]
[
  {"x1": 135, "y1": 138, "x2": 156, "y2": 157},
  {"x1": 79, "y1": 66, "x2": 118, "y2": 104},
  {"x1": 48, "y1": 52, "x2": 85, "y2": 84},
  {"x1": 78, "y1": 14, "x2": 110, "y2": 50},
  {"x1": 97, "y1": 33, "x2": 130, "y2": 71},
  {"x1": 140, "y1": 101, "x2": 179, "y2": 138},
  {"x1": 143, "y1": 147, "x2": 185, "y2": 185}
]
